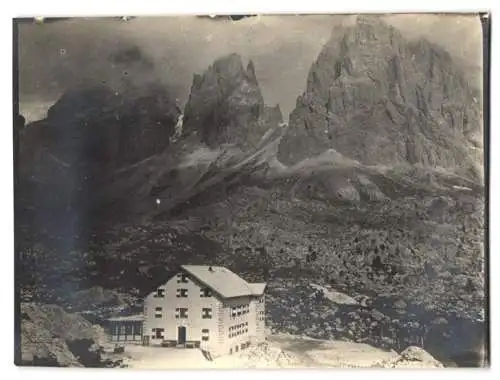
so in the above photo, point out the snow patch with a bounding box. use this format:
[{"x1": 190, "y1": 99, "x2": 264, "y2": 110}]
[
  {"x1": 287, "y1": 148, "x2": 361, "y2": 173},
  {"x1": 177, "y1": 147, "x2": 222, "y2": 168},
  {"x1": 119, "y1": 334, "x2": 443, "y2": 369},
  {"x1": 452, "y1": 185, "x2": 472, "y2": 191},
  {"x1": 170, "y1": 114, "x2": 184, "y2": 143},
  {"x1": 309, "y1": 283, "x2": 359, "y2": 306}
]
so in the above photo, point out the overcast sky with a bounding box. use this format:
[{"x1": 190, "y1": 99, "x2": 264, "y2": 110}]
[{"x1": 18, "y1": 14, "x2": 483, "y2": 123}]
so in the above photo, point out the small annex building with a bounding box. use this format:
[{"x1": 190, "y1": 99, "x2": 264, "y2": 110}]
[{"x1": 106, "y1": 314, "x2": 144, "y2": 343}]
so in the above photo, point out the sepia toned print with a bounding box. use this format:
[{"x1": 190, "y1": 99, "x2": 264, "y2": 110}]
[{"x1": 14, "y1": 13, "x2": 488, "y2": 369}]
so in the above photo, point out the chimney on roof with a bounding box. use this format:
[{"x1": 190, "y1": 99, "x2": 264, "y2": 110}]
[{"x1": 208, "y1": 266, "x2": 214, "y2": 272}]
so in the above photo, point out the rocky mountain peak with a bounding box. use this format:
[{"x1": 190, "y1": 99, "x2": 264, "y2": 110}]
[
  {"x1": 21, "y1": 83, "x2": 180, "y2": 174},
  {"x1": 182, "y1": 53, "x2": 282, "y2": 150},
  {"x1": 246, "y1": 59, "x2": 259, "y2": 86},
  {"x1": 355, "y1": 14, "x2": 385, "y2": 25},
  {"x1": 211, "y1": 53, "x2": 248, "y2": 83},
  {"x1": 278, "y1": 19, "x2": 482, "y2": 181}
]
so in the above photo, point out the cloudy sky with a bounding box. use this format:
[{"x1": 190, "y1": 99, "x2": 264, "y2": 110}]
[{"x1": 17, "y1": 14, "x2": 483, "y2": 123}]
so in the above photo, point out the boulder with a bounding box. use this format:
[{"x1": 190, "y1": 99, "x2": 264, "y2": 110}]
[
  {"x1": 393, "y1": 299, "x2": 407, "y2": 310},
  {"x1": 370, "y1": 309, "x2": 386, "y2": 322},
  {"x1": 388, "y1": 346, "x2": 444, "y2": 368}
]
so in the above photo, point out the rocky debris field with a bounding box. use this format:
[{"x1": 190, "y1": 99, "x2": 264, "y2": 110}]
[{"x1": 264, "y1": 279, "x2": 485, "y2": 367}]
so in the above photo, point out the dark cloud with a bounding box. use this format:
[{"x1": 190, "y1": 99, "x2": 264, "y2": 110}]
[
  {"x1": 17, "y1": 14, "x2": 482, "y2": 123},
  {"x1": 109, "y1": 45, "x2": 153, "y2": 67}
]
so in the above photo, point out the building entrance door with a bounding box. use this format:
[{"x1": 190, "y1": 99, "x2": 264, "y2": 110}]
[{"x1": 177, "y1": 326, "x2": 187, "y2": 345}]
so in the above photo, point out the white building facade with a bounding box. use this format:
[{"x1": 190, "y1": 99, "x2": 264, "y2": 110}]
[{"x1": 143, "y1": 265, "x2": 266, "y2": 357}]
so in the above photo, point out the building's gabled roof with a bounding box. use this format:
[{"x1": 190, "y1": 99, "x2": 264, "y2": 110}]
[
  {"x1": 247, "y1": 282, "x2": 267, "y2": 296},
  {"x1": 181, "y1": 265, "x2": 266, "y2": 299}
]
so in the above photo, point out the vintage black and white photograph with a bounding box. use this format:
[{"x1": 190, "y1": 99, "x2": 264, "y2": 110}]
[{"x1": 13, "y1": 13, "x2": 488, "y2": 369}]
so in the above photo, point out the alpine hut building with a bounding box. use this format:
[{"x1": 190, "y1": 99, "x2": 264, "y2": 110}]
[{"x1": 143, "y1": 265, "x2": 267, "y2": 357}]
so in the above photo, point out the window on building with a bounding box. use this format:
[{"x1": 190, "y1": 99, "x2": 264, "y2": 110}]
[
  {"x1": 176, "y1": 288, "x2": 188, "y2": 297},
  {"x1": 200, "y1": 287, "x2": 212, "y2": 297},
  {"x1": 126, "y1": 324, "x2": 134, "y2": 335},
  {"x1": 231, "y1": 307, "x2": 237, "y2": 318},
  {"x1": 152, "y1": 328, "x2": 164, "y2": 339},
  {"x1": 153, "y1": 288, "x2": 165, "y2": 298},
  {"x1": 177, "y1": 272, "x2": 189, "y2": 283},
  {"x1": 175, "y1": 308, "x2": 188, "y2": 318},
  {"x1": 201, "y1": 328, "x2": 209, "y2": 341},
  {"x1": 202, "y1": 308, "x2": 212, "y2": 319},
  {"x1": 155, "y1": 307, "x2": 162, "y2": 318}
]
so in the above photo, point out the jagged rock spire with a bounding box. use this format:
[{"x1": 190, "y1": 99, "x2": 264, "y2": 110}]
[
  {"x1": 182, "y1": 54, "x2": 282, "y2": 150},
  {"x1": 277, "y1": 18, "x2": 481, "y2": 181}
]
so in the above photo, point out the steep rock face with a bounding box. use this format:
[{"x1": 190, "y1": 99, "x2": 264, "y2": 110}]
[
  {"x1": 19, "y1": 303, "x2": 107, "y2": 367},
  {"x1": 19, "y1": 83, "x2": 180, "y2": 181},
  {"x1": 182, "y1": 53, "x2": 283, "y2": 150},
  {"x1": 278, "y1": 15, "x2": 482, "y2": 180},
  {"x1": 16, "y1": 83, "x2": 181, "y2": 242}
]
